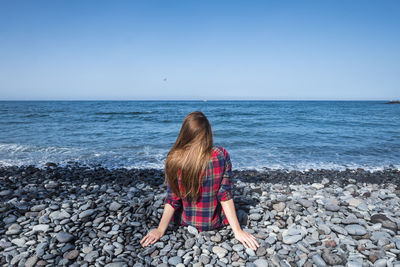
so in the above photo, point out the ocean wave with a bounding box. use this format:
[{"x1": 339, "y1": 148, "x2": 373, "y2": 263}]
[
  {"x1": 94, "y1": 111, "x2": 154, "y2": 115},
  {"x1": 0, "y1": 148, "x2": 398, "y2": 173}
]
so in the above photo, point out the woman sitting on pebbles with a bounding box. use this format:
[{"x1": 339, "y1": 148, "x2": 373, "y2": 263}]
[{"x1": 140, "y1": 111, "x2": 259, "y2": 250}]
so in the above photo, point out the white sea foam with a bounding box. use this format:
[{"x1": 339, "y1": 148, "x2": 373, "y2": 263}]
[{"x1": 0, "y1": 142, "x2": 398, "y2": 171}]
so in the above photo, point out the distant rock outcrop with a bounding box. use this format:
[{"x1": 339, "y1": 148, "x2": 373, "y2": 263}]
[{"x1": 386, "y1": 100, "x2": 400, "y2": 104}]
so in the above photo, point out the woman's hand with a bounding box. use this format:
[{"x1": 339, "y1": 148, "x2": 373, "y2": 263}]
[
  {"x1": 220, "y1": 199, "x2": 260, "y2": 251},
  {"x1": 234, "y1": 229, "x2": 260, "y2": 251},
  {"x1": 140, "y1": 228, "x2": 163, "y2": 247},
  {"x1": 140, "y1": 203, "x2": 176, "y2": 247}
]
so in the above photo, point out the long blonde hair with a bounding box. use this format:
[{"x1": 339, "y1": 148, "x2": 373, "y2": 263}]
[{"x1": 165, "y1": 111, "x2": 213, "y2": 202}]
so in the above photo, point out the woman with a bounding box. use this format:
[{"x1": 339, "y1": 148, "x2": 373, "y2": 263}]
[{"x1": 140, "y1": 111, "x2": 259, "y2": 250}]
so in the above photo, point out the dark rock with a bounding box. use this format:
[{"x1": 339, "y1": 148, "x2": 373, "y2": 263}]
[
  {"x1": 322, "y1": 251, "x2": 346, "y2": 265},
  {"x1": 370, "y1": 214, "x2": 398, "y2": 232}
]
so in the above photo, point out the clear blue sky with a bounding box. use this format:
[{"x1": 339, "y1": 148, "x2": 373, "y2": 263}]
[{"x1": 0, "y1": 0, "x2": 399, "y2": 100}]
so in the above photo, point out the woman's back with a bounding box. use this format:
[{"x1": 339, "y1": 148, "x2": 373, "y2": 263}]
[
  {"x1": 165, "y1": 146, "x2": 233, "y2": 231},
  {"x1": 141, "y1": 111, "x2": 259, "y2": 251}
]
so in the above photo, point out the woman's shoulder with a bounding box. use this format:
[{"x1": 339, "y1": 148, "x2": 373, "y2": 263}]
[{"x1": 212, "y1": 146, "x2": 230, "y2": 159}]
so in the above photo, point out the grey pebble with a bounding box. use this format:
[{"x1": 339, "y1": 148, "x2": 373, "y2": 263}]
[
  {"x1": 232, "y1": 244, "x2": 244, "y2": 252},
  {"x1": 344, "y1": 224, "x2": 367, "y2": 235},
  {"x1": 325, "y1": 203, "x2": 340, "y2": 212},
  {"x1": 187, "y1": 225, "x2": 199, "y2": 236},
  {"x1": 84, "y1": 250, "x2": 99, "y2": 263},
  {"x1": 312, "y1": 254, "x2": 327, "y2": 267},
  {"x1": 168, "y1": 256, "x2": 182, "y2": 265},
  {"x1": 56, "y1": 232, "x2": 75, "y2": 243},
  {"x1": 109, "y1": 201, "x2": 122, "y2": 211},
  {"x1": 253, "y1": 259, "x2": 269, "y2": 267},
  {"x1": 79, "y1": 209, "x2": 95, "y2": 219},
  {"x1": 245, "y1": 247, "x2": 256, "y2": 256},
  {"x1": 185, "y1": 238, "x2": 195, "y2": 249}
]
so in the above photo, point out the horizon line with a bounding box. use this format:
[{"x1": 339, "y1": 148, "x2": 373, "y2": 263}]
[{"x1": 0, "y1": 99, "x2": 397, "y2": 102}]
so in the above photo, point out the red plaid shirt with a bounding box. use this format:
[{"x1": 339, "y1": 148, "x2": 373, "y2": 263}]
[{"x1": 164, "y1": 146, "x2": 233, "y2": 232}]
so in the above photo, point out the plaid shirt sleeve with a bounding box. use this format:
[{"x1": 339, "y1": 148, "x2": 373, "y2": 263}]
[
  {"x1": 164, "y1": 180, "x2": 182, "y2": 210},
  {"x1": 217, "y1": 149, "x2": 233, "y2": 202}
]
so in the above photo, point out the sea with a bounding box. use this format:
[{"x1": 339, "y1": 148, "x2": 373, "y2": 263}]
[{"x1": 0, "y1": 100, "x2": 399, "y2": 171}]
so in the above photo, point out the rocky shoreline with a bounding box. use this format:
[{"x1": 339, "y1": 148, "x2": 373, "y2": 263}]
[{"x1": 0, "y1": 164, "x2": 399, "y2": 267}]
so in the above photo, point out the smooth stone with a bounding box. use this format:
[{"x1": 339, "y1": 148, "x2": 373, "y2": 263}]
[
  {"x1": 84, "y1": 250, "x2": 98, "y2": 263},
  {"x1": 185, "y1": 238, "x2": 195, "y2": 249},
  {"x1": 245, "y1": 247, "x2": 256, "y2": 256},
  {"x1": 11, "y1": 238, "x2": 26, "y2": 247},
  {"x1": 25, "y1": 255, "x2": 38, "y2": 267},
  {"x1": 154, "y1": 242, "x2": 164, "y2": 249},
  {"x1": 322, "y1": 251, "x2": 346, "y2": 265},
  {"x1": 109, "y1": 202, "x2": 122, "y2": 211},
  {"x1": 6, "y1": 229, "x2": 21, "y2": 235},
  {"x1": 346, "y1": 198, "x2": 363, "y2": 207},
  {"x1": 370, "y1": 231, "x2": 391, "y2": 241},
  {"x1": 265, "y1": 236, "x2": 276, "y2": 245},
  {"x1": 187, "y1": 225, "x2": 199, "y2": 236},
  {"x1": 370, "y1": 214, "x2": 398, "y2": 232},
  {"x1": 342, "y1": 215, "x2": 360, "y2": 225},
  {"x1": 249, "y1": 213, "x2": 262, "y2": 221},
  {"x1": 221, "y1": 242, "x2": 232, "y2": 251},
  {"x1": 56, "y1": 232, "x2": 75, "y2": 243},
  {"x1": 168, "y1": 256, "x2": 182, "y2": 265},
  {"x1": 142, "y1": 246, "x2": 156, "y2": 256},
  {"x1": 79, "y1": 209, "x2": 95, "y2": 219},
  {"x1": 200, "y1": 254, "x2": 210, "y2": 265},
  {"x1": 273, "y1": 202, "x2": 286, "y2": 212},
  {"x1": 60, "y1": 243, "x2": 75, "y2": 253},
  {"x1": 35, "y1": 242, "x2": 48, "y2": 257},
  {"x1": 31, "y1": 204, "x2": 47, "y2": 212},
  {"x1": 32, "y1": 224, "x2": 49, "y2": 233},
  {"x1": 38, "y1": 215, "x2": 50, "y2": 224},
  {"x1": 105, "y1": 263, "x2": 127, "y2": 267},
  {"x1": 0, "y1": 241, "x2": 12, "y2": 249},
  {"x1": 114, "y1": 248, "x2": 123, "y2": 256},
  {"x1": 254, "y1": 259, "x2": 269, "y2": 267},
  {"x1": 232, "y1": 244, "x2": 244, "y2": 252},
  {"x1": 373, "y1": 259, "x2": 387, "y2": 267},
  {"x1": 325, "y1": 203, "x2": 340, "y2": 212},
  {"x1": 0, "y1": 189, "x2": 12, "y2": 196},
  {"x1": 63, "y1": 249, "x2": 79, "y2": 260},
  {"x1": 311, "y1": 183, "x2": 324, "y2": 189},
  {"x1": 82, "y1": 246, "x2": 93, "y2": 254},
  {"x1": 318, "y1": 224, "x2": 331, "y2": 235},
  {"x1": 256, "y1": 246, "x2": 267, "y2": 257},
  {"x1": 330, "y1": 224, "x2": 348, "y2": 235},
  {"x1": 212, "y1": 246, "x2": 228, "y2": 258},
  {"x1": 312, "y1": 254, "x2": 327, "y2": 267},
  {"x1": 297, "y1": 199, "x2": 313, "y2": 208},
  {"x1": 396, "y1": 240, "x2": 400, "y2": 250},
  {"x1": 8, "y1": 223, "x2": 22, "y2": 231},
  {"x1": 347, "y1": 261, "x2": 363, "y2": 267},
  {"x1": 3, "y1": 215, "x2": 17, "y2": 224},
  {"x1": 49, "y1": 210, "x2": 70, "y2": 220},
  {"x1": 11, "y1": 252, "x2": 29, "y2": 265},
  {"x1": 344, "y1": 224, "x2": 367, "y2": 235},
  {"x1": 36, "y1": 260, "x2": 47, "y2": 266},
  {"x1": 49, "y1": 204, "x2": 60, "y2": 210},
  {"x1": 282, "y1": 227, "x2": 306, "y2": 244},
  {"x1": 357, "y1": 202, "x2": 369, "y2": 211}
]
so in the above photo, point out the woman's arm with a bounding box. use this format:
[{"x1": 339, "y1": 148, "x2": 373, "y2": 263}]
[
  {"x1": 140, "y1": 203, "x2": 175, "y2": 247},
  {"x1": 220, "y1": 198, "x2": 259, "y2": 250}
]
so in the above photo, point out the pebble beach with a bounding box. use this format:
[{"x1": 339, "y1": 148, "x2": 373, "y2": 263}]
[{"x1": 1, "y1": 164, "x2": 399, "y2": 267}]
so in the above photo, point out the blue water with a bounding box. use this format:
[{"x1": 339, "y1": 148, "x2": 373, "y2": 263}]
[{"x1": 0, "y1": 101, "x2": 399, "y2": 171}]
